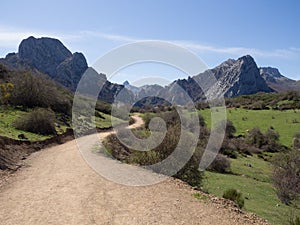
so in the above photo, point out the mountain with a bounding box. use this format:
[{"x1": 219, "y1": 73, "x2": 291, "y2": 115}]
[
  {"x1": 0, "y1": 36, "x2": 133, "y2": 103},
  {"x1": 1, "y1": 36, "x2": 299, "y2": 106},
  {"x1": 259, "y1": 67, "x2": 300, "y2": 92},
  {"x1": 203, "y1": 55, "x2": 273, "y2": 98},
  {"x1": 156, "y1": 55, "x2": 273, "y2": 104},
  {"x1": 123, "y1": 80, "x2": 140, "y2": 94},
  {"x1": 17, "y1": 36, "x2": 88, "y2": 91}
]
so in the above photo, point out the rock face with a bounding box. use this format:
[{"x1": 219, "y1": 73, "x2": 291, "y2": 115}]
[
  {"x1": 156, "y1": 55, "x2": 273, "y2": 104},
  {"x1": 55, "y1": 52, "x2": 87, "y2": 91},
  {"x1": 259, "y1": 67, "x2": 300, "y2": 92},
  {"x1": 203, "y1": 55, "x2": 273, "y2": 98},
  {"x1": 18, "y1": 36, "x2": 88, "y2": 91},
  {"x1": 2, "y1": 36, "x2": 297, "y2": 105}
]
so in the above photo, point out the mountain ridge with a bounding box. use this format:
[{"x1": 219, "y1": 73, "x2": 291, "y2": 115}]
[{"x1": 1, "y1": 36, "x2": 299, "y2": 105}]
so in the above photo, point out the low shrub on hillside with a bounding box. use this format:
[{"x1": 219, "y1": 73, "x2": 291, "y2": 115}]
[
  {"x1": 208, "y1": 154, "x2": 231, "y2": 173},
  {"x1": 103, "y1": 110, "x2": 207, "y2": 188},
  {"x1": 272, "y1": 150, "x2": 300, "y2": 206},
  {"x1": 244, "y1": 127, "x2": 285, "y2": 152},
  {"x1": 14, "y1": 108, "x2": 57, "y2": 135},
  {"x1": 8, "y1": 72, "x2": 71, "y2": 114},
  {"x1": 288, "y1": 213, "x2": 300, "y2": 225},
  {"x1": 223, "y1": 188, "x2": 244, "y2": 208}
]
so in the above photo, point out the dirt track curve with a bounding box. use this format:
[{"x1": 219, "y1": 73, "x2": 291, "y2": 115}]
[{"x1": 0, "y1": 116, "x2": 269, "y2": 225}]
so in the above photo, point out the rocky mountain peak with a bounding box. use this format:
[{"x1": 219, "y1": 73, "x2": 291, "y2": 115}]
[
  {"x1": 17, "y1": 36, "x2": 88, "y2": 91},
  {"x1": 19, "y1": 37, "x2": 72, "y2": 76},
  {"x1": 196, "y1": 55, "x2": 273, "y2": 99},
  {"x1": 259, "y1": 67, "x2": 284, "y2": 79},
  {"x1": 123, "y1": 80, "x2": 130, "y2": 86},
  {"x1": 259, "y1": 67, "x2": 300, "y2": 92}
]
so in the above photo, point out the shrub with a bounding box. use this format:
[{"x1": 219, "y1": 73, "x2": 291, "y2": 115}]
[
  {"x1": 208, "y1": 154, "x2": 231, "y2": 173},
  {"x1": 246, "y1": 127, "x2": 265, "y2": 148},
  {"x1": 223, "y1": 188, "x2": 244, "y2": 208},
  {"x1": 8, "y1": 72, "x2": 71, "y2": 114},
  {"x1": 14, "y1": 108, "x2": 57, "y2": 135},
  {"x1": 214, "y1": 120, "x2": 236, "y2": 138},
  {"x1": 272, "y1": 150, "x2": 300, "y2": 205},
  {"x1": 288, "y1": 213, "x2": 300, "y2": 225},
  {"x1": 294, "y1": 132, "x2": 300, "y2": 139},
  {"x1": 222, "y1": 149, "x2": 237, "y2": 159},
  {"x1": 103, "y1": 110, "x2": 206, "y2": 188}
]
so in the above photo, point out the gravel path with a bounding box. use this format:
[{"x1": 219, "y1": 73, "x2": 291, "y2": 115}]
[{"x1": 0, "y1": 116, "x2": 269, "y2": 225}]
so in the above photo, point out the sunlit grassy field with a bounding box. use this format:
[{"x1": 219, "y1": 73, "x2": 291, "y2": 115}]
[
  {"x1": 0, "y1": 107, "x2": 53, "y2": 140},
  {"x1": 197, "y1": 108, "x2": 300, "y2": 224},
  {"x1": 200, "y1": 108, "x2": 300, "y2": 147}
]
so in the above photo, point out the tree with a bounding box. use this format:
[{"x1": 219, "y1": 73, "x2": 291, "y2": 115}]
[
  {"x1": 272, "y1": 150, "x2": 300, "y2": 205},
  {"x1": 0, "y1": 82, "x2": 14, "y2": 104}
]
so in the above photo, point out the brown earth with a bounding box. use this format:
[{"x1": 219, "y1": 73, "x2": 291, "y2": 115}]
[{"x1": 0, "y1": 116, "x2": 270, "y2": 225}]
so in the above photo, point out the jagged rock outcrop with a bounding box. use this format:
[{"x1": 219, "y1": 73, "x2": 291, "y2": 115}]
[
  {"x1": 203, "y1": 55, "x2": 273, "y2": 98},
  {"x1": 157, "y1": 55, "x2": 273, "y2": 104},
  {"x1": 259, "y1": 67, "x2": 300, "y2": 92},
  {"x1": 1, "y1": 36, "x2": 135, "y2": 103},
  {"x1": 17, "y1": 36, "x2": 88, "y2": 91},
  {"x1": 55, "y1": 52, "x2": 87, "y2": 91}
]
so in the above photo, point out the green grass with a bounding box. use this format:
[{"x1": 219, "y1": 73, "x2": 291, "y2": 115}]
[
  {"x1": 230, "y1": 154, "x2": 272, "y2": 182},
  {"x1": 95, "y1": 111, "x2": 114, "y2": 129},
  {"x1": 192, "y1": 192, "x2": 208, "y2": 202},
  {"x1": 200, "y1": 108, "x2": 300, "y2": 147},
  {"x1": 197, "y1": 108, "x2": 300, "y2": 224},
  {"x1": 203, "y1": 154, "x2": 300, "y2": 225},
  {"x1": 0, "y1": 107, "x2": 53, "y2": 140},
  {"x1": 0, "y1": 107, "x2": 121, "y2": 141},
  {"x1": 95, "y1": 111, "x2": 127, "y2": 129}
]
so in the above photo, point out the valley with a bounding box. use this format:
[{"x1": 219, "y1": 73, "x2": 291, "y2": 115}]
[{"x1": 0, "y1": 36, "x2": 299, "y2": 225}]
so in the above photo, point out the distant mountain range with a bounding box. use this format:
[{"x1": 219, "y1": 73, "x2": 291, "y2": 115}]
[{"x1": 0, "y1": 36, "x2": 299, "y2": 105}]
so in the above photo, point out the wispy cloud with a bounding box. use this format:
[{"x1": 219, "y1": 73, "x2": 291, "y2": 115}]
[
  {"x1": 0, "y1": 26, "x2": 78, "y2": 48},
  {"x1": 0, "y1": 26, "x2": 299, "y2": 59},
  {"x1": 72, "y1": 31, "x2": 300, "y2": 59},
  {"x1": 174, "y1": 41, "x2": 296, "y2": 59},
  {"x1": 78, "y1": 30, "x2": 139, "y2": 42}
]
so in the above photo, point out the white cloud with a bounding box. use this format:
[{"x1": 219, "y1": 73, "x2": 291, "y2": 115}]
[
  {"x1": 173, "y1": 41, "x2": 295, "y2": 58},
  {"x1": 78, "y1": 30, "x2": 139, "y2": 42},
  {"x1": 0, "y1": 26, "x2": 79, "y2": 48},
  {"x1": 0, "y1": 26, "x2": 299, "y2": 60}
]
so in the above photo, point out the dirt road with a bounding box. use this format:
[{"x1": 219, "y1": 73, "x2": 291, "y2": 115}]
[{"x1": 0, "y1": 116, "x2": 269, "y2": 225}]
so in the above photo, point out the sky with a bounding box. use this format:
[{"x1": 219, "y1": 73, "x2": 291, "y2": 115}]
[{"x1": 1, "y1": 0, "x2": 300, "y2": 85}]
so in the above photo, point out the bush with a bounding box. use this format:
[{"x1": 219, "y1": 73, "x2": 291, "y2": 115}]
[
  {"x1": 222, "y1": 149, "x2": 238, "y2": 159},
  {"x1": 288, "y1": 213, "x2": 300, "y2": 225},
  {"x1": 272, "y1": 150, "x2": 300, "y2": 205},
  {"x1": 8, "y1": 72, "x2": 71, "y2": 114},
  {"x1": 103, "y1": 110, "x2": 206, "y2": 188},
  {"x1": 265, "y1": 128, "x2": 280, "y2": 144},
  {"x1": 14, "y1": 108, "x2": 57, "y2": 135},
  {"x1": 246, "y1": 127, "x2": 265, "y2": 148},
  {"x1": 223, "y1": 188, "x2": 244, "y2": 208},
  {"x1": 293, "y1": 132, "x2": 300, "y2": 150},
  {"x1": 208, "y1": 154, "x2": 231, "y2": 173}
]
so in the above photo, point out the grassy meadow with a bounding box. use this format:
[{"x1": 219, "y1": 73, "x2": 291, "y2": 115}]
[
  {"x1": 200, "y1": 108, "x2": 300, "y2": 147},
  {"x1": 0, "y1": 106, "x2": 117, "y2": 141},
  {"x1": 198, "y1": 108, "x2": 300, "y2": 224}
]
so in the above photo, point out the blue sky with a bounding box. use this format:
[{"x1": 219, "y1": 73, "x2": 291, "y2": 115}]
[{"x1": 1, "y1": 0, "x2": 300, "y2": 84}]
